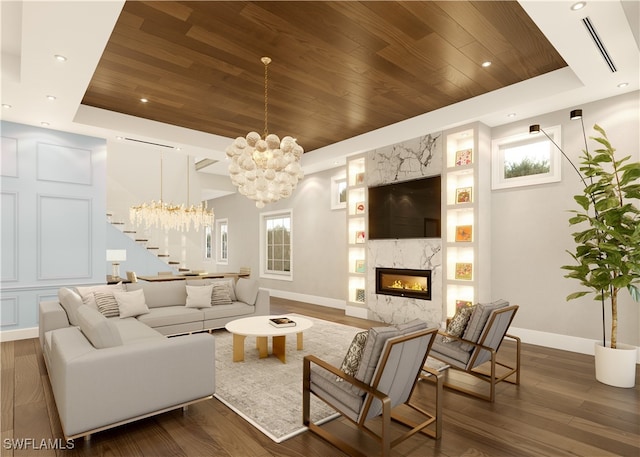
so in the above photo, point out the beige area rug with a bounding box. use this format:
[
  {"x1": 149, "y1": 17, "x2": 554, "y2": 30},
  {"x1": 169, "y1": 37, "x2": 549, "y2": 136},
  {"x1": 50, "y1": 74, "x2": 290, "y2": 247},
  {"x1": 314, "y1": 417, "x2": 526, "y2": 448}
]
[{"x1": 213, "y1": 314, "x2": 362, "y2": 442}]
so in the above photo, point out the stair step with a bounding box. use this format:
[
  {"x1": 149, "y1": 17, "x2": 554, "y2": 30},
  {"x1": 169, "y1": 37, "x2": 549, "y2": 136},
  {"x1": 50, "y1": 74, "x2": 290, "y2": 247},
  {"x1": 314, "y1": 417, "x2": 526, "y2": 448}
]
[
  {"x1": 135, "y1": 239, "x2": 148, "y2": 242},
  {"x1": 147, "y1": 246, "x2": 160, "y2": 250},
  {"x1": 157, "y1": 254, "x2": 170, "y2": 257},
  {"x1": 123, "y1": 230, "x2": 136, "y2": 234},
  {"x1": 178, "y1": 268, "x2": 190, "y2": 272},
  {"x1": 168, "y1": 261, "x2": 180, "y2": 265}
]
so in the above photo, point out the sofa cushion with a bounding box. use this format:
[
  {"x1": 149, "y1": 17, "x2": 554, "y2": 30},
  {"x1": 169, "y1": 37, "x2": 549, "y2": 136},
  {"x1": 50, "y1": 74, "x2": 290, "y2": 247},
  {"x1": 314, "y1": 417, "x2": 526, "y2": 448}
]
[
  {"x1": 186, "y1": 285, "x2": 214, "y2": 308},
  {"x1": 114, "y1": 289, "x2": 150, "y2": 318},
  {"x1": 202, "y1": 303, "x2": 255, "y2": 320},
  {"x1": 211, "y1": 283, "x2": 233, "y2": 305},
  {"x1": 58, "y1": 287, "x2": 83, "y2": 326},
  {"x1": 94, "y1": 291, "x2": 120, "y2": 318},
  {"x1": 76, "y1": 305, "x2": 123, "y2": 349},
  {"x1": 126, "y1": 281, "x2": 187, "y2": 308},
  {"x1": 235, "y1": 278, "x2": 259, "y2": 305},
  {"x1": 76, "y1": 283, "x2": 125, "y2": 309},
  {"x1": 442, "y1": 305, "x2": 475, "y2": 343},
  {"x1": 460, "y1": 300, "x2": 509, "y2": 351},
  {"x1": 136, "y1": 306, "x2": 204, "y2": 328},
  {"x1": 112, "y1": 318, "x2": 164, "y2": 344},
  {"x1": 187, "y1": 278, "x2": 237, "y2": 301}
]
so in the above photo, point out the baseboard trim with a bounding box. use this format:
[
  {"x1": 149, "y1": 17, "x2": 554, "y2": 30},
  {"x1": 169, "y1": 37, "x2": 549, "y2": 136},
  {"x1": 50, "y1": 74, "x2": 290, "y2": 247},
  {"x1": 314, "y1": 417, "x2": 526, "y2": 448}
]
[
  {"x1": 0, "y1": 327, "x2": 39, "y2": 342},
  {"x1": 509, "y1": 326, "x2": 640, "y2": 363},
  {"x1": 266, "y1": 289, "x2": 345, "y2": 310}
]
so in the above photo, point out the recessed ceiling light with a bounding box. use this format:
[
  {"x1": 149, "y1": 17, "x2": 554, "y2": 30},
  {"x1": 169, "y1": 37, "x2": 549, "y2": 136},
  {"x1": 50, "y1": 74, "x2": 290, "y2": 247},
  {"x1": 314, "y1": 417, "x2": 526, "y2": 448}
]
[
  {"x1": 571, "y1": 2, "x2": 586, "y2": 11},
  {"x1": 176, "y1": 147, "x2": 182, "y2": 151},
  {"x1": 116, "y1": 136, "x2": 124, "y2": 140},
  {"x1": 41, "y1": 122, "x2": 50, "y2": 126},
  {"x1": 2, "y1": 104, "x2": 12, "y2": 109},
  {"x1": 140, "y1": 98, "x2": 149, "y2": 103},
  {"x1": 617, "y1": 82, "x2": 629, "y2": 88},
  {"x1": 54, "y1": 54, "x2": 67, "y2": 62},
  {"x1": 507, "y1": 113, "x2": 516, "y2": 118},
  {"x1": 481, "y1": 61, "x2": 492, "y2": 68},
  {"x1": 46, "y1": 95, "x2": 57, "y2": 101}
]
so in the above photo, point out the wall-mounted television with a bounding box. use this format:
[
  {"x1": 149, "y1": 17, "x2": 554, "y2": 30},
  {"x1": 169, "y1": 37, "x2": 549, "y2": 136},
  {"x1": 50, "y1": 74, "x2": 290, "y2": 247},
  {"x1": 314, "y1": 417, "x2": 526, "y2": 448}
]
[{"x1": 368, "y1": 175, "x2": 441, "y2": 240}]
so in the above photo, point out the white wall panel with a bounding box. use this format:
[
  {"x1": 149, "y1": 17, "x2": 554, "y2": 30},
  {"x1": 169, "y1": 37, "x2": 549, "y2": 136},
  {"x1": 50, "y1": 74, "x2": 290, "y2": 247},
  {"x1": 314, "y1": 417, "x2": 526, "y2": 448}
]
[
  {"x1": 38, "y1": 195, "x2": 92, "y2": 279},
  {"x1": 37, "y1": 142, "x2": 92, "y2": 185},
  {"x1": 0, "y1": 296, "x2": 18, "y2": 327},
  {"x1": 1, "y1": 137, "x2": 18, "y2": 177},
  {"x1": 1, "y1": 192, "x2": 18, "y2": 281}
]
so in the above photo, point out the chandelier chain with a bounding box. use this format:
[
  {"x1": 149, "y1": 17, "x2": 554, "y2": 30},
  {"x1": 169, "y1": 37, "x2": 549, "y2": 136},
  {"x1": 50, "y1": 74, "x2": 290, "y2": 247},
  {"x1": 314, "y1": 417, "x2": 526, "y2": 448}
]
[{"x1": 263, "y1": 56, "x2": 270, "y2": 138}]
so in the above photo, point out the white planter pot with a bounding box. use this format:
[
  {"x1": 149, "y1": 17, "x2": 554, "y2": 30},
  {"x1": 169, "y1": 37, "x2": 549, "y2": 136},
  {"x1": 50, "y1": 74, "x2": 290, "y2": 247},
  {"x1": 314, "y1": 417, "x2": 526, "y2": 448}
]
[{"x1": 594, "y1": 342, "x2": 638, "y2": 388}]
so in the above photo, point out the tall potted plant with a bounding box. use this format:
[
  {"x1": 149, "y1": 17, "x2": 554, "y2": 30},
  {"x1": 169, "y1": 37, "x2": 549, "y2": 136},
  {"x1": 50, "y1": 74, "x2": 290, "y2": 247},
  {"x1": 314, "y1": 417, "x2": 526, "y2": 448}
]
[{"x1": 561, "y1": 124, "x2": 640, "y2": 388}]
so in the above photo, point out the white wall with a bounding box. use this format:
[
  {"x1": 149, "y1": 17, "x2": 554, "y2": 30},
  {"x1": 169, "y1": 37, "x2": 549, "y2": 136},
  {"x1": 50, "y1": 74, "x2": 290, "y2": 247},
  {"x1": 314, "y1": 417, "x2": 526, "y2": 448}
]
[
  {"x1": 209, "y1": 167, "x2": 347, "y2": 306},
  {"x1": 0, "y1": 121, "x2": 107, "y2": 337},
  {"x1": 490, "y1": 91, "x2": 639, "y2": 347}
]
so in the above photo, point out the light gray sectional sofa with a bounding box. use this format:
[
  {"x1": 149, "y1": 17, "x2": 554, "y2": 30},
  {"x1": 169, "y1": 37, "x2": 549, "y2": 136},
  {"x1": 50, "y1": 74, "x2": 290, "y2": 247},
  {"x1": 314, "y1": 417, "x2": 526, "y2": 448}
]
[{"x1": 38, "y1": 277, "x2": 270, "y2": 440}]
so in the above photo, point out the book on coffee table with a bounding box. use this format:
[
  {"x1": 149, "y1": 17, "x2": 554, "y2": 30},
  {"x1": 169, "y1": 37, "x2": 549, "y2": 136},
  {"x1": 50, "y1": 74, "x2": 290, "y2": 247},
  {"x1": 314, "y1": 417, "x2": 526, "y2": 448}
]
[{"x1": 269, "y1": 317, "x2": 296, "y2": 328}]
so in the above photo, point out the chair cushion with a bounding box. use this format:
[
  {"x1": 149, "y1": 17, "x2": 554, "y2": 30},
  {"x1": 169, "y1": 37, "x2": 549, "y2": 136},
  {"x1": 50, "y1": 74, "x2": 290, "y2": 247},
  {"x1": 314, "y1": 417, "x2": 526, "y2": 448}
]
[
  {"x1": 113, "y1": 289, "x2": 150, "y2": 318},
  {"x1": 235, "y1": 278, "x2": 259, "y2": 305},
  {"x1": 338, "y1": 331, "x2": 368, "y2": 381},
  {"x1": 186, "y1": 285, "x2": 214, "y2": 308},
  {"x1": 442, "y1": 305, "x2": 475, "y2": 343},
  {"x1": 58, "y1": 287, "x2": 84, "y2": 326},
  {"x1": 355, "y1": 326, "x2": 400, "y2": 386},
  {"x1": 310, "y1": 362, "x2": 365, "y2": 421},
  {"x1": 460, "y1": 300, "x2": 509, "y2": 351},
  {"x1": 76, "y1": 305, "x2": 123, "y2": 349},
  {"x1": 430, "y1": 335, "x2": 473, "y2": 366}
]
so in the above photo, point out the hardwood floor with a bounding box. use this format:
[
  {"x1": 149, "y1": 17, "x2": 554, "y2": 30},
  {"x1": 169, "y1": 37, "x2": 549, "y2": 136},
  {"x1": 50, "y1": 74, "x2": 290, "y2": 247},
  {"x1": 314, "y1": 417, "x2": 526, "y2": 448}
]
[{"x1": 1, "y1": 297, "x2": 638, "y2": 457}]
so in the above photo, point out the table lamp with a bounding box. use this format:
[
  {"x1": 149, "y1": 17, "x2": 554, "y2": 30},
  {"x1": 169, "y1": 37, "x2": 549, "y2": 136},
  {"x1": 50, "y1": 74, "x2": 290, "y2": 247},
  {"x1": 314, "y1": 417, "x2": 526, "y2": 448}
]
[{"x1": 106, "y1": 249, "x2": 127, "y2": 279}]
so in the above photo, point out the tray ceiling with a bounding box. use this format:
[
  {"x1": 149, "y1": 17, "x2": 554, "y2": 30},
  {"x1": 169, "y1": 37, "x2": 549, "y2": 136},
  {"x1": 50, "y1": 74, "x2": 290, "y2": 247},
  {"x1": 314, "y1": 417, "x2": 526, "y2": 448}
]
[{"x1": 81, "y1": 1, "x2": 567, "y2": 153}]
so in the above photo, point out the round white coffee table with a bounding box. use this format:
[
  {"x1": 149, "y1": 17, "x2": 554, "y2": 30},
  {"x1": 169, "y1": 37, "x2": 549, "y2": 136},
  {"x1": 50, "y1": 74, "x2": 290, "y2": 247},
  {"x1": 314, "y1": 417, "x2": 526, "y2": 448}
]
[{"x1": 225, "y1": 315, "x2": 313, "y2": 363}]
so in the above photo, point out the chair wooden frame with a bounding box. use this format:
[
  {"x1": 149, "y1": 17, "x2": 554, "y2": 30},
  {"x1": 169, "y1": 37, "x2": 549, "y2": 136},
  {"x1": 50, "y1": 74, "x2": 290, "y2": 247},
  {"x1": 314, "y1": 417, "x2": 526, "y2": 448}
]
[
  {"x1": 432, "y1": 305, "x2": 521, "y2": 402},
  {"x1": 303, "y1": 328, "x2": 442, "y2": 457}
]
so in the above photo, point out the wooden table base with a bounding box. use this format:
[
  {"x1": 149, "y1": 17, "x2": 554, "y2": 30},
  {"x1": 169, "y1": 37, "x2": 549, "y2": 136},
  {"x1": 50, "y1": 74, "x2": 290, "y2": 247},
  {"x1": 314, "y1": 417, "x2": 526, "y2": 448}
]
[{"x1": 232, "y1": 332, "x2": 304, "y2": 363}]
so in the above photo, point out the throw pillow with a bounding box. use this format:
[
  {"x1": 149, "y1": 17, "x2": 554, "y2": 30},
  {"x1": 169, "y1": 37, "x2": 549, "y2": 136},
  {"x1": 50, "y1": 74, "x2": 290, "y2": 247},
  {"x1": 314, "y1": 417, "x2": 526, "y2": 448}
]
[
  {"x1": 442, "y1": 305, "x2": 475, "y2": 343},
  {"x1": 76, "y1": 305, "x2": 123, "y2": 349},
  {"x1": 211, "y1": 283, "x2": 232, "y2": 306},
  {"x1": 76, "y1": 283, "x2": 124, "y2": 309},
  {"x1": 235, "y1": 278, "x2": 259, "y2": 305},
  {"x1": 58, "y1": 287, "x2": 84, "y2": 326},
  {"x1": 337, "y1": 331, "x2": 368, "y2": 382},
  {"x1": 94, "y1": 291, "x2": 120, "y2": 318},
  {"x1": 113, "y1": 289, "x2": 150, "y2": 318},
  {"x1": 186, "y1": 284, "x2": 214, "y2": 308}
]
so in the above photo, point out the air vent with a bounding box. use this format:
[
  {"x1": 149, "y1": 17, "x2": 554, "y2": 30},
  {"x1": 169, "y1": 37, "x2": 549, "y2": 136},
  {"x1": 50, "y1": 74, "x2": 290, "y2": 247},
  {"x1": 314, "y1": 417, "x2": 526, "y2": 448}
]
[
  {"x1": 123, "y1": 137, "x2": 175, "y2": 148},
  {"x1": 582, "y1": 16, "x2": 617, "y2": 73}
]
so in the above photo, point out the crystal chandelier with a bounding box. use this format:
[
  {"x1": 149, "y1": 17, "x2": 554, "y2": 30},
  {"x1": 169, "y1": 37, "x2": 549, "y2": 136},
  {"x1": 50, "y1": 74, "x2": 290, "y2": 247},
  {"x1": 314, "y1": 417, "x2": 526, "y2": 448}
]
[
  {"x1": 226, "y1": 57, "x2": 304, "y2": 208},
  {"x1": 130, "y1": 155, "x2": 214, "y2": 232}
]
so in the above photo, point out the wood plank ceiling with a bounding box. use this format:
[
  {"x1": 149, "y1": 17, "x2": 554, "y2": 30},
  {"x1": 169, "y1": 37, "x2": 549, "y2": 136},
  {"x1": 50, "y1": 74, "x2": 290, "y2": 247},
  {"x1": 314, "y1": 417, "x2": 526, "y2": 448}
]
[{"x1": 82, "y1": 1, "x2": 567, "y2": 153}]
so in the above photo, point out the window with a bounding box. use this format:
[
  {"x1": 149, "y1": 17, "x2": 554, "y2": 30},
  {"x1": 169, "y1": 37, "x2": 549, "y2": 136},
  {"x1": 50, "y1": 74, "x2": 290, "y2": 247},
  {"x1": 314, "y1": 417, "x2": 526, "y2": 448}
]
[
  {"x1": 491, "y1": 125, "x2": 562, "y2": 189},
  {"x1": 260, "y1": 210, "x2": 292, "y2": 280},
  {"x1": 331, "y1": 174, "x2": 347, "y2": 209},
  {"x1": 204, "y1": 225, "x2": 212, "y2": 260},
  {"x1": 216, "y1": 219, "x2": 228, "y2": 264}
]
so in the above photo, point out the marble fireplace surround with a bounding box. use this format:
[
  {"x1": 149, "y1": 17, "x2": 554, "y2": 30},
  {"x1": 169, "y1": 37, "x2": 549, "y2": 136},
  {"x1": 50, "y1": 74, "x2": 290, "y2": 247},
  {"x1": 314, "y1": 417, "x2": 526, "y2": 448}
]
[{"x1": 363, "y1": 131, "x2": 444, "y2": 326}]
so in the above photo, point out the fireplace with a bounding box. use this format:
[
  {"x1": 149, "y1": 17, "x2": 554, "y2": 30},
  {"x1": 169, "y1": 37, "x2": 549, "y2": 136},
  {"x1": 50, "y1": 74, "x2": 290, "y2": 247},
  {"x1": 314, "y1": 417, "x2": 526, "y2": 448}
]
[{"x1": 375, "y1": 268, "x2": 431, "y2": 300}]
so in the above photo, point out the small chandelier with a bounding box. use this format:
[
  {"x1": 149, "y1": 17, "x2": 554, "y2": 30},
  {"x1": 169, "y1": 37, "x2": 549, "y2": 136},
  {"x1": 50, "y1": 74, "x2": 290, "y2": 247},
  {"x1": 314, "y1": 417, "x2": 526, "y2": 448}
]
[
  {"x1": 130, "y1": 155, "x2": 214, "y2": 232},
  {"x1": 226, "y1": 57, "x2": 304, "y2": 208}
]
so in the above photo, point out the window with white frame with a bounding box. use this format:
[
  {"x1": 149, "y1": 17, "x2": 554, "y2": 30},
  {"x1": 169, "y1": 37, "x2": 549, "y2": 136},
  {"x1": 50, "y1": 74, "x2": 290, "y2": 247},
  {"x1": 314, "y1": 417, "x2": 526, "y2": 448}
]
[
  {"x1": 216, "y1": 218, "x2": 228, "y2": 264},
  {"x1": 204, "y1": 225, "x2": 212, "y2": 260},
  {"x1": 260, "y1": 210, "x2": 292, "y2": 280}
]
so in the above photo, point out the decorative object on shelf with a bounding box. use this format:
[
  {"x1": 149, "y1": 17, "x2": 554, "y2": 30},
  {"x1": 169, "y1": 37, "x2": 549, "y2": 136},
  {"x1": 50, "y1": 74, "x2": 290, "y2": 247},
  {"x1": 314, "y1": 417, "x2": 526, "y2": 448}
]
[
  {"x1": 455, "y1": 186, "x2": 472, "y2": 204},
  {"x1": 455, "y1": 148, "x2": 473, "y2": 166},
  {"x1": 226, "y1": 57, "x2": 304, "y2": 208},
  {"x1": 355, "y1": 201, "x2": 365, "y2": 214},
  {"x1": 106, "y1": 249, "x2": 126, "y2": 279},
  {"x1": 355, "y1": 259, "x2": 366, "y2": 273},
  {"x1": 355, "y1": 231, "x2": 366, "y2": 244},
  {"x1": 355, "y1": 172, "x2": 365, "y2": 185},
  {"x1": 531, "y1": 110, "x2": 640, "y2": 388},
  {"x1": 355, "y1": 288, "x2": 366, "y2": 303},
  {"x1": 454, "y1": 262, "x2": 473, "y2": 280},
  {"x1": 455, "y1": 225, "x2": 473, "y2": 242},
  {"x1": 130, "y1": 154, "x2": 214, "y2": 232}
]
